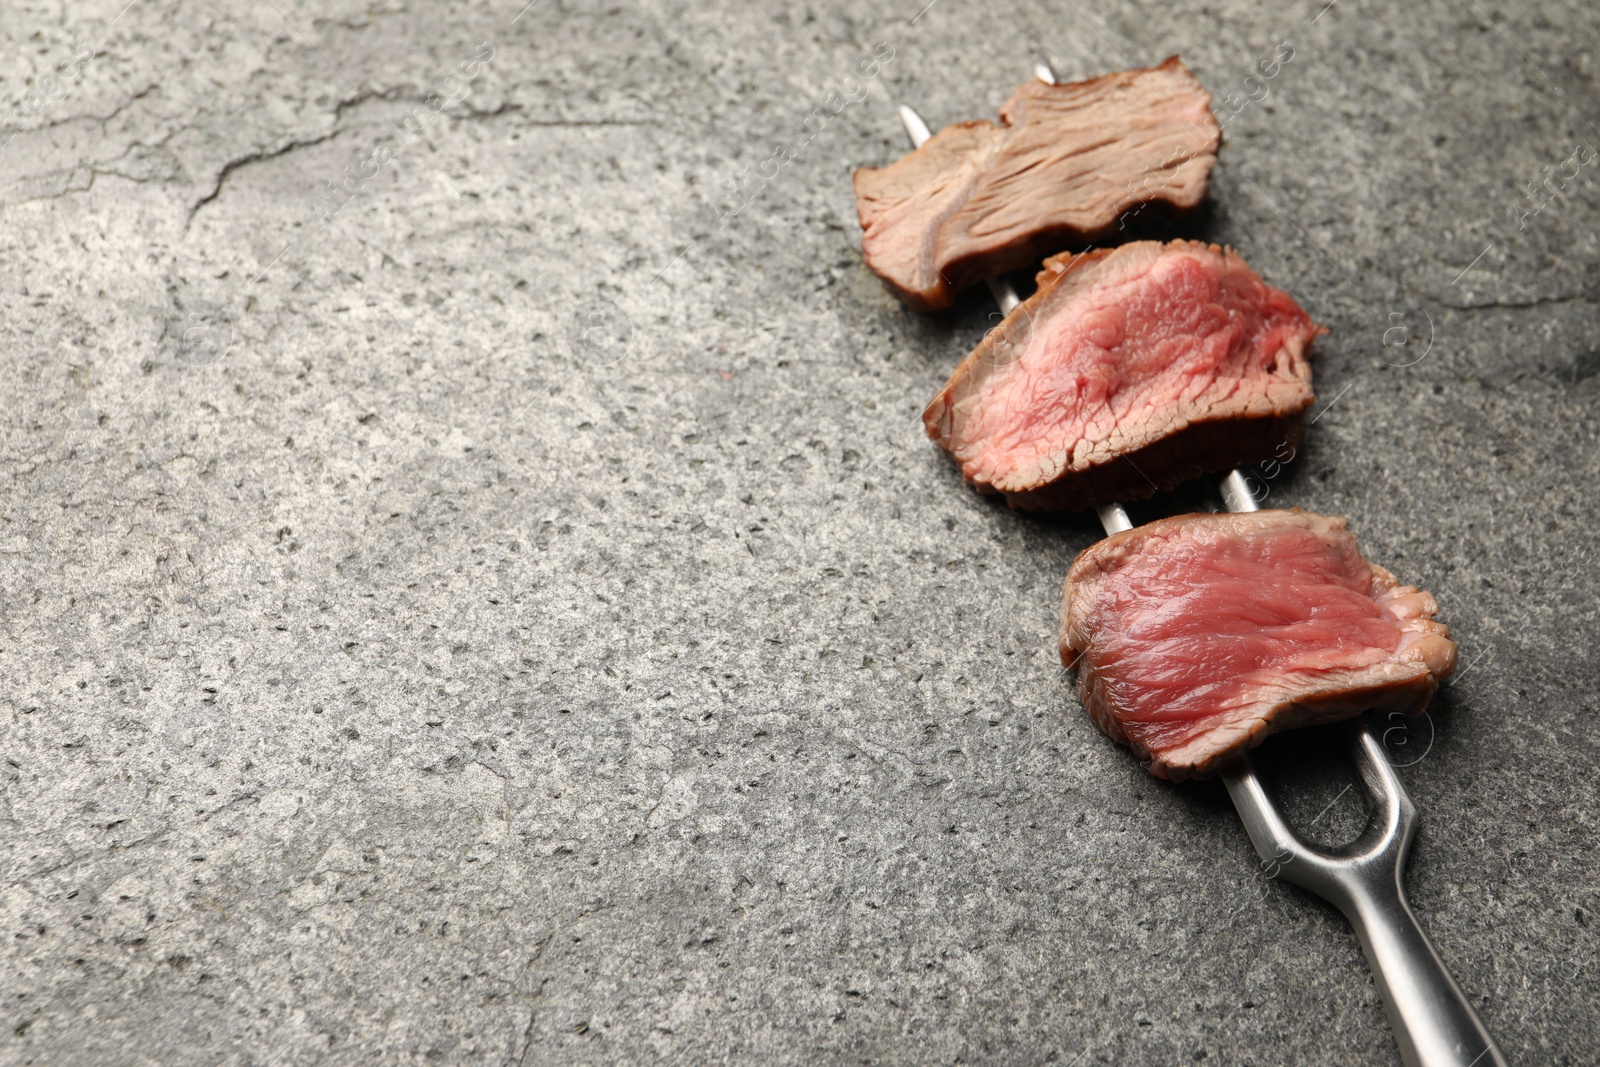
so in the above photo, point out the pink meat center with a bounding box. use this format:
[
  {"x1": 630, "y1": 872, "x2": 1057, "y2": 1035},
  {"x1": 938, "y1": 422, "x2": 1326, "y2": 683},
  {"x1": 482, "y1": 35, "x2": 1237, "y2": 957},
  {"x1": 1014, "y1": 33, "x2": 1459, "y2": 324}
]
[
  {"x1": 963, "y1": 252, "x2": 1308, "y2": 488},
  {"x1": 1084, "y1": 526, "x2": 1407, "y2": 753}
]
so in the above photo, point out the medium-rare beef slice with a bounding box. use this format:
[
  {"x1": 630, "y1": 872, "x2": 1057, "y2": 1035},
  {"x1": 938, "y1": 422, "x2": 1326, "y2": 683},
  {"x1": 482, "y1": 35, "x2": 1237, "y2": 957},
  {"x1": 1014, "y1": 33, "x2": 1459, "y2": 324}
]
[
  {"x1": 924, "y1": 240, "x2": 1323, "y2": 512},
  {"x1": 853, "y1": 57, "x2": 1220, "y2": 311},
  {"x1": 1059, "y1": 509, "x2": 1457, "y2": 781}
]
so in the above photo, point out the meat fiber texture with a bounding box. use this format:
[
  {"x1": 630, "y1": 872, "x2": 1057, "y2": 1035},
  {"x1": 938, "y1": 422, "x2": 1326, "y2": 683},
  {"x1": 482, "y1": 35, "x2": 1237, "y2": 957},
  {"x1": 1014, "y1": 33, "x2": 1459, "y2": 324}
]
[
  {"x1": 853, "y1": 57, "x2": 1221, "y2": 311},
  {"x1": 1060, "y1": 510, "x2": 1458, "y2": 780},
  {"x1": 924, "y1": 240, "x2": 1323, "y2": 512}
]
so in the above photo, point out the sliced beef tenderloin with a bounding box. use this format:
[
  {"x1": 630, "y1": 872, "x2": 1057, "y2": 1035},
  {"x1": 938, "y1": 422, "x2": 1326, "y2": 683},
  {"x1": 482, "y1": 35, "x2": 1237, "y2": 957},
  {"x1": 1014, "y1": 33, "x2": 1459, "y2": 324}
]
[
  {"x1": 923, "y1": 240, "x2": 1323, "y2": 512},
  {"x1": 1060, "y1": 509, "x2": 1458, "y2": 781},
  {"x1": 853, "y1": 57, "x2": 1220, "y2": 311}
]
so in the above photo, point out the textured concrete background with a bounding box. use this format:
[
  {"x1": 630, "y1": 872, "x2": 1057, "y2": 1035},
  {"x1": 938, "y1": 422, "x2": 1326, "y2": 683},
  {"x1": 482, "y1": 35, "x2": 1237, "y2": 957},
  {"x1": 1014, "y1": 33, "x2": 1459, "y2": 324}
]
[{"x1": 1, "y1": 0, "x2": 1597, "y2": 1063}]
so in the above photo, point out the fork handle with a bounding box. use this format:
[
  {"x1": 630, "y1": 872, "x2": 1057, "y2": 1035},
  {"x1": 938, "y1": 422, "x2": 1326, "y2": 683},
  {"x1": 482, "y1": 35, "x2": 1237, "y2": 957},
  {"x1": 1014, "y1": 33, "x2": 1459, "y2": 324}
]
[
  {"x1": 1225, "y1": 729, "x2": 1506, "y2": 1067},
  {"x1": 1341, "y1": 873, "x2": 1507, "y2": 1067}
]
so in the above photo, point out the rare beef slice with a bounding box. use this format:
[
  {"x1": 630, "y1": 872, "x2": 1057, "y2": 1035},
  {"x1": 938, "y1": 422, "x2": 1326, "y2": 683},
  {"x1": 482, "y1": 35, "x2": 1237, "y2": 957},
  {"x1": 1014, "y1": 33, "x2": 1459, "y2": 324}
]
[
  {"x1": 923, "y1": 240, "x2": 1323, "y2": 511},
  {"x1": 1060, "y1": 509, "x2": 1458, "y2": 780}
]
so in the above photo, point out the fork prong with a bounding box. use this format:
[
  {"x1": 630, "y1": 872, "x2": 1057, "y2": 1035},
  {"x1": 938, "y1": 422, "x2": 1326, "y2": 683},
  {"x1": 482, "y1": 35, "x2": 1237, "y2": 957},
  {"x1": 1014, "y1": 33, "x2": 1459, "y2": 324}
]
[
  {"x1": 1222, "y1": 755, "x2": 1312, "y2": 871},
  {"x1": 1223, "y1": 717, "x2": 1416, "y2": 897},
  {"x1": 898, "y1": 104, "x2": 933, "y2": 148},
  {"x1": 1348, "y1": 720, "x2": 1417, "y2": 860},
  {"x1": 988, "y1": 277, "x2": 1021, "y2": 313},
  {"x1": 1096, "y1": 504, "x2": 1133, "y2": 535}
]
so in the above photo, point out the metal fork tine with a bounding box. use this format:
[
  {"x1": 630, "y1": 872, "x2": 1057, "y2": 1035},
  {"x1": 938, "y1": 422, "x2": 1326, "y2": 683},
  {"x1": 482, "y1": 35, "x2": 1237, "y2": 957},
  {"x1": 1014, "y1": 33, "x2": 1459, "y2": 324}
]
[
  {"x1": 1347, "y1": 721, "x2": 1416, "y2": 860},
  {"x1": 897, "y1": 104, "x2": 933, "y2": 149},
  {"x1": 1097, "y1": 503, "x2": 1134, "y2": 533},
  {"x1": 1222, "y1": 723, "x2": 1411, "y2": 898}
]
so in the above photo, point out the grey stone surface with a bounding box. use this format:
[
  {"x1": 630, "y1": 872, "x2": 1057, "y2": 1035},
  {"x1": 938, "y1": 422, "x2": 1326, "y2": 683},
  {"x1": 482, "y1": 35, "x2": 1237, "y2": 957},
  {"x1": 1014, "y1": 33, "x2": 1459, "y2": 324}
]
[{"x1": 1, "y1": 0, "x2": 1597, "y2": 1063}]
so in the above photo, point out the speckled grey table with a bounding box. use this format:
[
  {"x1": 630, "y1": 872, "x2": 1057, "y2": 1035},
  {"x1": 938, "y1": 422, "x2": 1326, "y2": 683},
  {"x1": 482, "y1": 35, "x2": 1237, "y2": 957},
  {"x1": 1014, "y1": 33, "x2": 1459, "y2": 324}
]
[{"x1": 2, "y1": 1, "x2": 1597, "y2": 1064}]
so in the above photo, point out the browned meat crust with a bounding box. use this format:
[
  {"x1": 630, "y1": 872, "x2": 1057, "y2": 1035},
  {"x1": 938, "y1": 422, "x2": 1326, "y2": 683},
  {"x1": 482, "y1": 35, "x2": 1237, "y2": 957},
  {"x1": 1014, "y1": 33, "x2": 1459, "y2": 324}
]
[{"x1": 853, "y1": 57, "x2": 1221, "y2": 311}]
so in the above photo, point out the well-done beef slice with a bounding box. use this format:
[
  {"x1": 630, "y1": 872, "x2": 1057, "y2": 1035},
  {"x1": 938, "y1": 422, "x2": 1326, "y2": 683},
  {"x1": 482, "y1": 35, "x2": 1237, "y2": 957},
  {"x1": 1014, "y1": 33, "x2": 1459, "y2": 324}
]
[
  {"x1": 854, "y1": 57, "x2": 1220, "y2": 311},
  {"x1": 923, "y1": 240, "x2": 1323, "y2": 512},
  {"x1": 1060, "y1": 509, "x2": 1458, "y2": 780}
]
